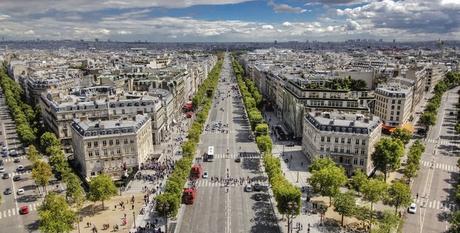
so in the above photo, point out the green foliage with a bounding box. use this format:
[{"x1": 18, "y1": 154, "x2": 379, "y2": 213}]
[
  {"x1": 39, "y1": 193, "x2": 77, "y2": 233},
  {"x1": 255, "y1": 123, "x2": 269, "y2": 136},
  {"x1": 155, "y1": 193, "x2": 180, "y2": 218},
  {"x1": 387, "y1": 181, "x2": 412, "y2": 214},
  {"x1": 308, "y1": 157, "x2": 335, "y2": 173},
  {"x1": 449, "y1": 211, "x2": 460, "y2": 233},
  {"x1": 334, "y1": 191, "x2": 357, "y2": 226},
  {"x1": 64, "y1": 173, "x2": 86, "y2": 207},
  {"x1": 420, "y1": 111, "x2": 436, "y2": 128},
  {"x1": 32, "y1": 160, "x2": 53, "y2": 193},
  {"x1": 371, "y1": 138, "x2": 404, "y2": 181},
  {"x1": 361, "y1": 178, "x2": 388, "y2": 211},
  {"x1": 40, "y1": 132, "x2": 61, "y2": 155},
  {"x1": 391, "y1": 128, "x2": 412, "y2": 145},
  {"x1": 256, "y1": 135, "x2": 272, "y2": 153},
  {"x1": 248, "y1": 109, "x2": 263, "y2": 130},
  {"x1": 372, "y1": 210, "x2": 400, "y2": 233},
  {"x1": 403, "y1": 140, "x2": 425, "y2": 181},
  {"x1": 263, "y1": 154, "x2": 301, "y2": 215},
  {"x1": 27, "y1": 145, "x2": 42, "y2": 163},
  {"x1": 88, "y1": 174, "x2": 118, "y2": 208},
  {"x1": 308, "y1": 161, "x2": 348, "y2": 205},
  {"x1": 350, "y1": 169, "x2": 368, "y2": 194}
]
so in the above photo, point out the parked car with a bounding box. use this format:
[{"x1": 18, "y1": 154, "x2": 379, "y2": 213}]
[
  {"x1": 16, "y1": 189, "x2": 25, "y2": 195},
  {"x1": 234, "y1": 157, "x2": 241, "y2": 163},
  {"x1": 408, "y1": 203, "x2": 417, "y2": 214},
  {"x1": 0, "y1": 166, "x2": 5, "y2": 173},
  {"x1": 16, "y1": 165, "x2": 24, "y2": 171},
  {"x1": 244, "y1": 184, "x2": 253, "y2": 192},
  {"x1": 13, "y1": 158, "x2": 20, "y2": 163},
  {"x1": 9, "y1": 149, "x2": 18, "y2": 157},
  {"x1": 253, "y1": 183, "x2": 262, "y2": 192},
  {"x1": 13, "y1": 175, "x2": 21, "y2": 181},
  {"x1": 202, "y1": 171, "x2": 208, "y2": 179},
  {"x1": 2, "y1": 173, "x2": 9, "y2": 179}
]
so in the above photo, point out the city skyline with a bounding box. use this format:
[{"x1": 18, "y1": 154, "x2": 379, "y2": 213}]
[{"x1": 0, "y1": 0, "x2": 459, "y2": 42}]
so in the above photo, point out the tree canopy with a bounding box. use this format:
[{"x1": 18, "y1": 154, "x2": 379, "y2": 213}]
[
  {"x1": 371, "y1": 138, "x2": 404, "y2": 181},
  {"x1": 88, "y1": 174, "x2": 118, "y2": 209},
  {"x1": 39, "y1": 193, "x2": 76, "y2": 233}
]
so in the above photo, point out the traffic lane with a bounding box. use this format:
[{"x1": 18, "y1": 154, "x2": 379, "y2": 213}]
[{"x1": 429, "y1": 164, "x2": 458, "y2": 207}]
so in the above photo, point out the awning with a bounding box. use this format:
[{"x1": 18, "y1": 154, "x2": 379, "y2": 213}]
[
  {"x1": 401, "y1": 123, "x2": 415, "y2": 133},
  {"x1": 382, "y1": 125, "x2": 396, "y2": 133}
]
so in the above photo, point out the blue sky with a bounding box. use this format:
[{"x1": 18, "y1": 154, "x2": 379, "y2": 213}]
[{"x1": 0, "y1": 0, "x2": 458, "y2": 42}]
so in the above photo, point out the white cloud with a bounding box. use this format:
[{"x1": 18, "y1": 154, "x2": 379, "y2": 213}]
[
  {"x1": 282, "y1": 22, "x2": 292, "y2": 27},
  {"x1": 269, "y1": 1, "x2": 308, "y2": 14},
  {"x1": 262, "y1": 24, "x2": 274, "y2": 30}
]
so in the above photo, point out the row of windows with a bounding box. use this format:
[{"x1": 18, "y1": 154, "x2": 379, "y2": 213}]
[
  {"x1": 87, "y1": 147, "x2": 135, "y2": 157},
  {"x1": 319, "y1": 145, "x2": 367, "y2": 155},
  {"x1": 87, "y1": 139, "x2": 134, "y2": 148},
  {"x1": 318, "y1": 154, "x2": 365, "y2": 166},
  {"x1": 320, "y1": 136, "x2": 366, "y2": 145}
]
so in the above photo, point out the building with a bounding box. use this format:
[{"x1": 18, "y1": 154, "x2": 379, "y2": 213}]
[
  {"x1": 374, "y1": 79, "x2": 413, "y2": 127},
  {"x1": 302, "y1": 111, "x2": 382, "y2": 176},
  {"x1": 71, "y1": 114, "x2": 153, "y2": 180}
]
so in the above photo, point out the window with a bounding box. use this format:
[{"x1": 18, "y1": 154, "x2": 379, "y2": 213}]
[
  {"x1": 88, "y1": 151, "x2": 93, "y2": 157},
  {"x1": 334, "y1": 147, "x2": 338, "y2": 152},
  {"x1": 130, "y1": 139, "x2": 135, "y2": 144},
  {"x1": 321, "y1": 136, "x2": 324, "y2": 142},
  {"x1": 397, "y1": 111, "x2": 400, "y2": 116},
  {"x1": 355, "y1": 139, "x2": 359, "y2": 145},
  {"x1": 355, "y1": 148, "x2": 359, "y2": 154},
  {"x1": 87, "y1": 142, "x2": 92, "y2": 148},
  {"x1": 116, "y1": 139, "x2": 120, "y2": 145},
  {"x1": 95, "y1": 150, "x2": 100, "y2": 156},
  {"x1": 362, "y1": 140, "x2": 366, "y2": 146},
  {"x1": 327, "y1": 137, "x2": 330, "y2": 142},
  {"x1": 353, "y1": 158, "x2": 358, "y2": 165},
  {"x1": 341, "y1": 138, "x2": 345, "y2": 144},
  {"x1": 392, "y1": 99, "x2": 395, "y2": 104},
  {"x1": 361, "y1": 149, "x2": 365, "y2": 155},
  {"x1": 102, "y1": 140, "x2": 107, "y2": 147},
  {"x1": 124, "y1": 139, "x2": 128, "y2": 144},
  {"x1": 360, "y1": 159, "x2": 364, "y2": 166},
  {"x1": 122, "y1": 109, "x2": 125, "y2": 114},
  {"x1": 340, "y1": 148, "x2": 344, "y2": 153},
  {"x1": 109, "y1": 140, "x2": 113, "y2": 146},
  {"x1": 347, "y1": 138, "x2": 351, "y2": 144},
  {"x1": 335, "y1": 138, "x2": 339, "y2": 143},
  {"x1": 398, "y1": 100, "x2": 402, "y2": 104},
  {"x1": 103, "y1": 149, "x2": 107, "y2": 156},
  {"x1": 391, "y1": 105, "x2": 395, "y2": 109},
  {"x1": 320, "y1": 145, "x2": 324, "y2": 151},
  {"x1": 94, "y1": 141, "x2": 99, "y2": 147},
  {"x1": 346, "y1": 149, "x2": 350, "y2": 154}
]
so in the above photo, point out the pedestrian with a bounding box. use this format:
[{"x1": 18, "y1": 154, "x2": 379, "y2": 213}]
[{"x1": 132, "y1": 204, "x2": 135, "y2": 210}]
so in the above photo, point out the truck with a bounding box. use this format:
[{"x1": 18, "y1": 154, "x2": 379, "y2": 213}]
[
  {"x1": 182, "y1": 187, "x2": 197, "y2": 204},
  {"x1": 203, "y1": 146, "x2": 214, "y2": 162},
  {"x1": 190, "y1": 164, "x2": 203, "y2": 180}
]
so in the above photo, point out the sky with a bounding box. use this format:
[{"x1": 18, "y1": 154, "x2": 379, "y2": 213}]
[{"x1": 0, "y1": 0, "x2": 459, "y2": 42}]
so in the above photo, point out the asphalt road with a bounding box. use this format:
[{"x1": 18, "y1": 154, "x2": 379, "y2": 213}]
[
  {"x1": 403, "y1": 86, "x2": 460, "y2": 233},
  {"x1": 176, "y1": 54, "x2": 279, "y2": 233}
]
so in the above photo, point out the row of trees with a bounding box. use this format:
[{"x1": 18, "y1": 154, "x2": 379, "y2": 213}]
[
  {"x1": 402, "y1": 140, "x2": 425, "y2": 183},
  {"x1": 371, "y1": 137, "x2": 405, "y2": 181},
  {"x1": 420, "y1": 71, "x2": 460, "y2": 129},
  {"x1": 231, "y1": 57, "x2": 302, "y2": 220},
  {"x1": 0, "y1": 67, "x2": 38, "y2": 145},
  {"x1": 154, "y1": 56, "x2": 224, "y2": 223},
  {"x1": 309, "y1": 158, "x2": 411, "y2": 232}
]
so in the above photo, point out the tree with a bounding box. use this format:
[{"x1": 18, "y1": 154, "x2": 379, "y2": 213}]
[
  {"x1": 334, "y1": 191, "x2": 357, "y2": 226},
  {"x1": 155, "y1": 193, "x2": 180, "y2": 233},
  {"x1": 27, "y1": 145, "x2": 41, "y2": 163},
  {"x1": 371, "y1": 138, "x2": 404, "y2": 181},
  {"x1": 449, "y1": 211, "x2": 460, "y2": 233},
  {"x1": 32, "y1": 160, "x2": 53, "y2": 194},
  {"x1": 64, "y1": 173, "x2": 85, "y2": 205},
  {"x1": 39, "y1": 193, "x2": 76, "y2": 233},
  {"x1": 256, "y1": 135, "x2": 272, "y2": 153},
  {"x1": 48, "y1": 147, "x2": 69, "y2": 174},
  {"x1": 373, "y1": 210, "x2": 400, "y2": 233},
  {"x1": 387, "y1": 181, "x2": 412, "y2": 215},
  {"x1": 248, "y1": 109, "x2": 263, "y2": 129},
  {"x1": 40, "y1": 132, "x2": 61, "y2": 155},
  {"x1": 355, "y1": 206, "x2": 374, "y2": 231},
  {"x1": 420, "y1": 111, "x2": 436, "y2": 130},
  {"x1": 308, "y1": 157, "x2": 335, "y2": 173},
  {"x1": 350, "y1": 169, "x2": 368, "y2": 195},
  {"x1": 255, "y1": 123, "x2": 269, "y2": 136},
  {"x1": 88, "y1": 174, "x2": 118, "y2": 209},
  {"x1": 308, "y1": 164, "x2": 348, "y2": 206},
  {"x1": 361, "y1": 178, "x2": 387, "y2": 231},
  {"x1": 391, "y1": 128, "x2": 412, "y2": 145},
  {"x1": 402, "y1": 162, "x2": 418, "y2": 182}
]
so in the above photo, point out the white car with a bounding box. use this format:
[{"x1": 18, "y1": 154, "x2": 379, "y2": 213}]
[
  {"x1": 244, "y1": 184, "x2": 253, "y2": 192},
  {"x1": 16, "y1": 165, "x2": 24, "y2": 171},
  {"x1": 202, "y1": 171, "x2": 208, "y2": 179},
  {"x1": 408, "y1": 203, "x2": 417, "y2": 214},
  {"x1": 17, "y1": 189, "x2": 25, "y2": 195},
  {"x1": 0, "y1": 166, "x2": 5, "y2": 173}
]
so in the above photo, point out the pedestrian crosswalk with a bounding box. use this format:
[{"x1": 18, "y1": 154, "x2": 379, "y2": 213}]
[
  {"x1": 424, "y1": 138, "x2": 456, "y2": 146},
  {"x1": 414, "y1": 198, "x2": 458, "y2": 212},
  {"x1": 207, "y1": 154, "x2": 261, "y2": 159},
  {"x1": 420, "y1": 160, "x2": 459, "y2": 172},
  {"x1": 1, "y1": 156, "x2": 26, "y2": 163},
  {"x1": 0, "y1": 202, "x2": 40, "y2": 219}
]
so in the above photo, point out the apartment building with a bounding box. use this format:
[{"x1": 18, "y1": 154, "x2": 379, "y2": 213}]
[
  {"x1": 71, "y1": 114, "x2": 153, "y2": 180},
  {"x1": 302, "y1": 111, "x2": 382, "y2": 176},
  {"x1": 374, "y1": 79, "x2": 413, "y2": 127}
]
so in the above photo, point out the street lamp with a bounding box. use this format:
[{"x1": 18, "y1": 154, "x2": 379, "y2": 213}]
[{"x1": 286, "y1": 201, "x2": 299, "y2": 233}]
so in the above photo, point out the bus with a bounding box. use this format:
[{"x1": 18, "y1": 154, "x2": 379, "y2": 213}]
[{"x1": 204, "y1": 146, "x2": 214, "y2": 162}]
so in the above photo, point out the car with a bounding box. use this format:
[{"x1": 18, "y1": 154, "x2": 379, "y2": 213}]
[
  {"x1": 408, "y1": 203, "x2": 417, "y2": 214},
  {"x1": 234, "y1": 157, "x2": 241, "y2": 163},
  {"x1": 2, "y1": 146, "x2": 7, "y2": 151},
  {"x1": 253, "y1": 183, "x2": 262, "y2": 192},
  {"x1": 248, "y1": 134, "x2": 254, "y2": 140},
  {"x1": 9, "y1": 149, "x2": 17, "y2": 157},
  {"x1": 16, "y1": 189, "x2": 25, "y2": 195},
  {"x1": 19, "y1": 206, "x2": 29, "y2": 215},
  {"x1": 254, "y1": 193, "x2": 263, "y2": 201},
  {"x1": 13, "y1": 158, "x2": 20, "y2": 163},
  {"x1": 2, "y1": 173, "x2": 9, "y2": 179},
  {"x1": 16, "y1": 165, "x2": 24, "y2": 171},
  {"x1": 0, "y1": 166, "x2": 4, "y2": 173},
  {"x1": 244, "y1": 184, "x2": 253, "y2": 192},
  {"x1": 0, "y1": 159, "x2": 3, "y2": 166},
  {"x1": 2, "y1": 150, "x2": 8, "y2": 157},
  {"x1": 286, "y1": 143, "x2": 295, "y2": 147},
  {"x1": 202, "y1": 171, "x2": 208, "y2": 179},
  {"x1": 4, "y1": 188, "x2": 12, "y2": 195},
  {"x1": 13, "y1": 175, "x2": 21, "y2": 181}
]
